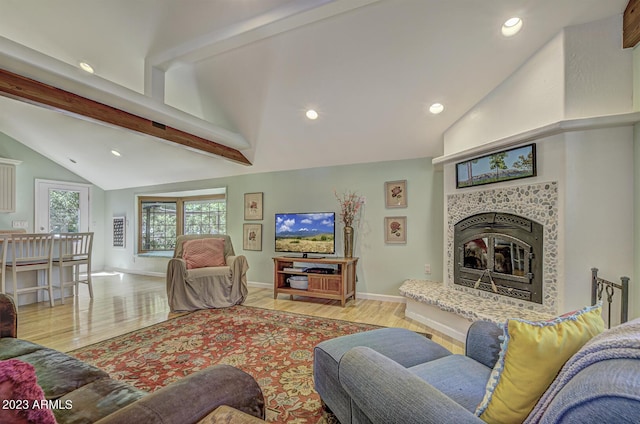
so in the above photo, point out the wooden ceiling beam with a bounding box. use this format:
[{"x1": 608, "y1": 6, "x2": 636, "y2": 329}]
[
  {"x1": 0, "y1": 68, "x2": 251, "y2": 166},
  {"x1": 624, "y1": 0, "x2": 640, "y2": 48}
]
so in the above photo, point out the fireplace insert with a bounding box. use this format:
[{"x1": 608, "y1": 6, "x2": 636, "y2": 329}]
[{"x1": 454, "y1": 212, "x2": 543, "y2": 304}]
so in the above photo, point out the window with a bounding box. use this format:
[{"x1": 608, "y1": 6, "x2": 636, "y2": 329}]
[
  {"x1": 139, "y1": 199, "x2": 177, "y2": 251},
  {"x1": 35, "y1": 179, "x2": 90, "y2": 233},
  {"x1": 184, "y1": 198, "x2": 226, "y2": 235},
  {"x1": 138, "y1": 194, "x2": 226, "y2": 253},
  {"x1": 49, "y1": 189, "x2": 81, "y2": 232}
]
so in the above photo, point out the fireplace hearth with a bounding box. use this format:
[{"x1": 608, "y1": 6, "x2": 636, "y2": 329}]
[{"x1": 454, "y1": 212, "x2": 543, "y2": 304}]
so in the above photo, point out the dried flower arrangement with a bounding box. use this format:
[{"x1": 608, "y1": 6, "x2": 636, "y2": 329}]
[{"x1": 334, "y1": 190, "x2": 364, "y2": 227}]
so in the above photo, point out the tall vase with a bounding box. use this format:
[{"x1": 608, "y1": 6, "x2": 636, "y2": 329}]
[{"x1": 343, "y1": 225, "x2": 354, "y2": 258}]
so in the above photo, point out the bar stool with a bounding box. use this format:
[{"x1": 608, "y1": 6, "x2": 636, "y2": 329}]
[
  {"x1": 0, "y1": 231, "x2": 28, "y2": 294},
  {"x1": 6, "y1": 233, "x2": 55, "y2": 307},
  {"x1": 55, "y1": 232, "x2": 94, "y2": 303}
]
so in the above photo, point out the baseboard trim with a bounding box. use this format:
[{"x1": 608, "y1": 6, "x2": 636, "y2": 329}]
[
  {"x1": 105, "y1": 274, "x2": 406, "y2": 305},
  {"x1": 247, "y1": 281, "x2": 272, "y2": 289},
  {"x1": 247, "y1": 281, "x2": 405, "y2": 303}
]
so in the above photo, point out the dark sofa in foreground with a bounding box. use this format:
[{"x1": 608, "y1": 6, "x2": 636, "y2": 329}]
[{"x1": 0, "y1": 293, "x2": 265, "y2": 423}]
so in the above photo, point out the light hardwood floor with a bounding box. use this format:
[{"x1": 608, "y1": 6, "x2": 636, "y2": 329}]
[{"x1": 15, "y1": 272, "x2": 464, "y2": 354}]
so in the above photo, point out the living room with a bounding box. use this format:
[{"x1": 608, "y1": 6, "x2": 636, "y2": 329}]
[
  {"x1": 1, "y1": 0, "x2": 638, "y2": 320},
  {"x1": 0, "y1": 1, "x2": 639, "y2": 422}
]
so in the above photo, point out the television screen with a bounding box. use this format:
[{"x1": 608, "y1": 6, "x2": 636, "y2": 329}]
[{"x1": 275, "y1": 212, "x2": 335, "y2": 255}]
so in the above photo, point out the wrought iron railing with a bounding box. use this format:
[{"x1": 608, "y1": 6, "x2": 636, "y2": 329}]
[{"x1": 591, "y1": 267, "x2": 630, "y2": 328}]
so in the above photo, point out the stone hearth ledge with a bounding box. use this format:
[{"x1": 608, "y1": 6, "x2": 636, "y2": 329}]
[{"x1": 400, "y1": 279, "x2": 555, "y2": 341}]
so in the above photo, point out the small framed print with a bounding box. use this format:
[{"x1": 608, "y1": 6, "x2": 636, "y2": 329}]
[
  {"x1": 244, "y1": 192, "x2": 263, "y2": 220},
  {"x1": 385, "y1": 180, "x2": 407, "y2": 208},
  {"x1": 112, "y1": 216, "x2": 125, "y2": 248},
  {"x1": 384, "y1": 216, "x2": 407, "y2": 244},
  {"x1": 243, "y1": 223, "x2": 262, "y2": 251}
]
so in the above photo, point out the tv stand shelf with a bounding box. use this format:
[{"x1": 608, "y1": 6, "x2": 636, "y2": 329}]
[{"x1": 273, "y1": 256, "x2": 359, "y2": 307}]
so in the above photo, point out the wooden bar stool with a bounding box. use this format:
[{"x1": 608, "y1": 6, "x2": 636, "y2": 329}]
[
  {"x1": 6, "y1": 233, "x2": 55, "y2": 307},
  {"x1": 0, "y1": 230, "x2": 26, "y2": 294},
  {"x1": 55, "y1": 232, "x2": 94, "y2": 303}
]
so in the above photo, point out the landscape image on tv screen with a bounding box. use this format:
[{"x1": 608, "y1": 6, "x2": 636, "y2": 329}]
[{"x1": 275, "y1": 212, "x2": 335, "y2": 254}]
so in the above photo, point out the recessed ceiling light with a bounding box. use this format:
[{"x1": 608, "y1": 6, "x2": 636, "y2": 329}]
[
  {"x1": 429, "y1": 103, "x2": 445, "y2": 115},
  {"x1": 111, "y1": 149, "x2": 121, "y2": 157},
  {"x1": 502, "y1": 17, "x2": 523, "y2": 37},
  {"x1": 305, "y1": 109, "x2": 319, "y2": 120},
  {"x1": 79, "y1": 61, "x2": 95, "y2": 74}
]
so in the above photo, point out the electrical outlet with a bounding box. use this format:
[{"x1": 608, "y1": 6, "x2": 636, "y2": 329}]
[
  {"x1": 424, "y1": 264, "x2": 431, "y2": 274},
  {"x1": 12, "y1": 220, "x2": 28, "y2": 229}
]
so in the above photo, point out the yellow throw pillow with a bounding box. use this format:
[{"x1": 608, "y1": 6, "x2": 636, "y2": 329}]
[{"x1": 475, "y1": 304, "x2": 604, "y2": 424}]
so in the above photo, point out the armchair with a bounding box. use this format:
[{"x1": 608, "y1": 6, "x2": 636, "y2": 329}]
[{"x1": 166, "y1": 234, "x2": 248, "y2": 312}]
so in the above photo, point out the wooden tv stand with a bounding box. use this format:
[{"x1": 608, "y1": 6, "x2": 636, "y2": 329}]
[{"x1": 273, "y1": 256, "x2": 359, "y2": 307}]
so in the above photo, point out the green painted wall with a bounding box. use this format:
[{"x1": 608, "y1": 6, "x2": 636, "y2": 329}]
[
  {"x1": 0, "y1": 132, "x2": 106, "y2": 269},
  {"x1": 104, "y1": 157, "x2": 444, "y2": 297},
  {"x1": 635, "y1": 122, "x2": 640, "y2": 320}
]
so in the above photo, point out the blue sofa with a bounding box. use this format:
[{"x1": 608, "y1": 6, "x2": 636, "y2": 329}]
[{"x1": 314, "y1": 318, "x2": 640, "y2": 423}]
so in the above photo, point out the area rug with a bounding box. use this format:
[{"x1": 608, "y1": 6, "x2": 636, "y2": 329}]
[{"x1": 70, "y1": 305, "x2": 381, "y2": 423}]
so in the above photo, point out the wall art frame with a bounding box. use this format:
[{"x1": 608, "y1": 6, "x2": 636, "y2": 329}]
[
  {"x1": 243, "y1": 223, "x2": 262, "y2": 251},
  {"x1": 384, "y1": 216, "x2": 407, "y2": 244},
  {"x1": 456, "y1": 143, "x2": 536, "y2": 188},
  {"x1": 112, "y1": 216, "x2": 125, "y2": 248},
  {"x1": 385, "y1": 180, "x2": 407, "y2": 208},
  {"x1": 244, "y1": 192, "x2": 263, "y2": 220}
]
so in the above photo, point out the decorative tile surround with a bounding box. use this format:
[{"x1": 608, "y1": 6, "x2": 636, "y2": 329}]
[
  {"x1": 446, "y1": 181, "x2": 559, "y2": 315},
  {"x1": 400, "y1": 181, "x2": 559, "y2": 324}
]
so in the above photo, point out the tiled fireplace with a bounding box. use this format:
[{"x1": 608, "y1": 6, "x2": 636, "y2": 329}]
[
  {"x1": 454, "y1": 212, "x2": 544, "y2": 304},
  {"x1": 447, "y1": 181, "x2": 559, "y2": 315}
]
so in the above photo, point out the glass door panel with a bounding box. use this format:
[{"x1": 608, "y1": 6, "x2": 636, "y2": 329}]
[{"x1": 35, "y1": 180, "x2": 90, "y2": 233}]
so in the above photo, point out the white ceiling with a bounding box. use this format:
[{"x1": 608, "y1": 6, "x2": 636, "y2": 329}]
[{"x1": 0, "y1": 0, "x2": 629, "y2": 190}]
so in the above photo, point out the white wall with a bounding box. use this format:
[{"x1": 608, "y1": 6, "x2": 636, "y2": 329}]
[
  {"x1": 563, "y1": 127, "x2": 635, "y2": 313},
  {"x1": 444, "y1": 16, "x2": 633, "y2": 157},
  {"x1": 104, "y1": 158, "x2": 444, "y2": 298},
  {"x1": 443, "y1": 32, "x2": 565, "y2": 155},
  {"x1": 564, "y1": 15, "x2": 633, "y2": 118}
]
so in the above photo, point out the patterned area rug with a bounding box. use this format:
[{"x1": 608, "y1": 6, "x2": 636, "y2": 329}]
[{"x1": 70, "y1": 305, "x2": 380, "y2": 423}]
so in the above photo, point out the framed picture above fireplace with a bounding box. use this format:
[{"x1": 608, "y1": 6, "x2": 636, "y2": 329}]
[{"x1": 456, "y1": 143, "x2": 536, "y2": 188}]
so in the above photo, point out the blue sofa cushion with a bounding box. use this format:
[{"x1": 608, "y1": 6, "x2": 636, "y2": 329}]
[
  {"x1": 409, "y1": 354, "x2": 492, "y2": 412},
  {"x1": 314, "y1": 327, "x2": 451, "y2": 424},
  {"x1": 316, "y1": 328, "x2": 451, "y2": 368}
]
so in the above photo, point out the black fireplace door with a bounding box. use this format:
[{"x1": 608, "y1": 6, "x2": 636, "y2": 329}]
[{"x1": 454, "y1": 213, "x2": 542, "y2": 303}]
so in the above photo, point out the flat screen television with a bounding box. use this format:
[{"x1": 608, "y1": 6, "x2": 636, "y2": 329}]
[{"x1": 275, "y1": 212, "x2": 335, "y2": 256}]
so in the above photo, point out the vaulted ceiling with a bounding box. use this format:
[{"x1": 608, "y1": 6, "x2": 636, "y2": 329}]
[{"x1": 0, "y1": 0, "x2": 629, "y2": 190}]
